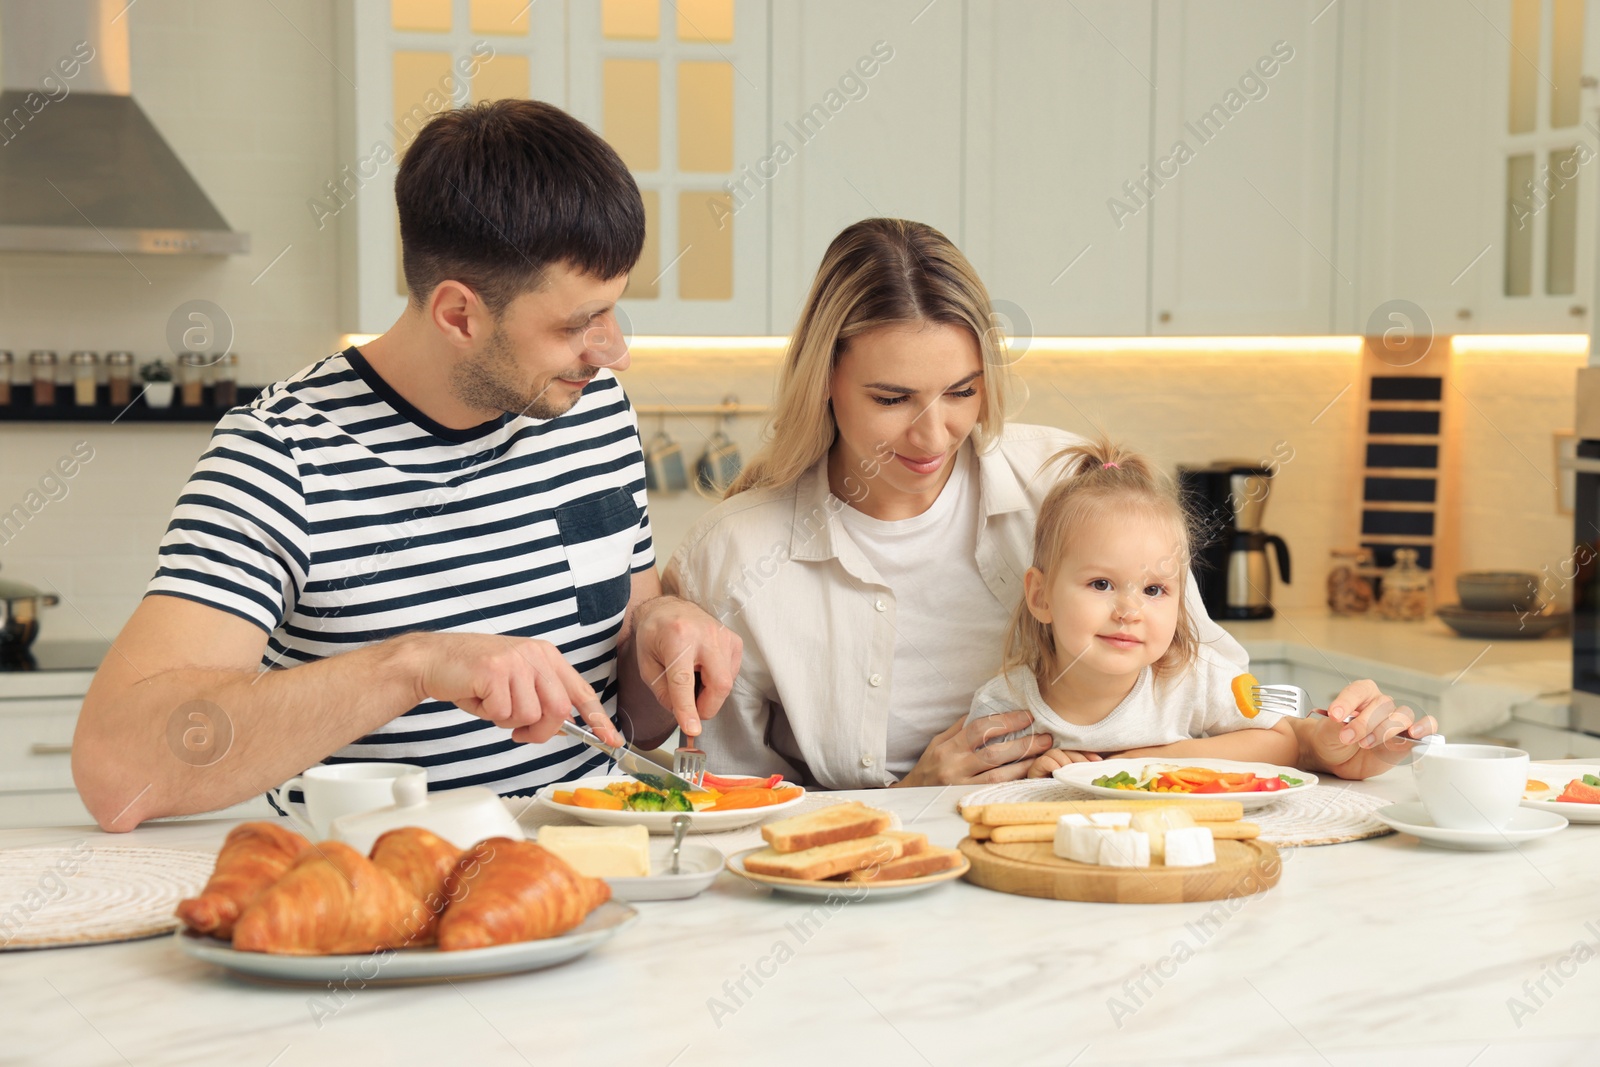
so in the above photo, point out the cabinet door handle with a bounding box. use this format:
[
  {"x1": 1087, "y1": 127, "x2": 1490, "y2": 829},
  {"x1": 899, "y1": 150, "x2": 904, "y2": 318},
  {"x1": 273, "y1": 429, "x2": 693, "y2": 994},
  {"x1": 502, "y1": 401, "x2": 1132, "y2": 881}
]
[{"x1": 30, "y1": 742, "x2": 71, "y2": 756}]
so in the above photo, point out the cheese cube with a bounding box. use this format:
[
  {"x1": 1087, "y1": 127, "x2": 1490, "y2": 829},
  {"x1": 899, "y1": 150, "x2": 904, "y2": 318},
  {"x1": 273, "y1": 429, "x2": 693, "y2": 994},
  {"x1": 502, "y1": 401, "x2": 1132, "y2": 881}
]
[
  {"x1": 1098, "y1": 830, "x2": 1151, "y2": 868},
  {"x1": 1129, "y1": 808, "x2": 1197, "y2": 862},
  {"x1": 1053, "y1": 814, "x2": 1092, "y2": 858},
  {"x1": 1161, "y1": 826, "x2": 1216, "y2": 868},
  {"x1": 1090, "y1": 812, "x2": 1132, "y2": 827},
  {"x1": 1062, "y1": 824, "x2": 1117, "y2": 864},
  {"x1": 537, "y1": 825, "x2": 651, "y2": 878}
]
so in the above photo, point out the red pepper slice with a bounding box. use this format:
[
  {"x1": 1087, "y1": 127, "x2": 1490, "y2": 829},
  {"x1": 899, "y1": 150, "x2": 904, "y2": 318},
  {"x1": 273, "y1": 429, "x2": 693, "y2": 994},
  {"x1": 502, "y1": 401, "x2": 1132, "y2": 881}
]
[
  {"x1": 1255, "y1": 776, "x2": 1289, "y2": 791},
  {"x1": 701, "y1": 772, "x2": 784, "y2": 791}
]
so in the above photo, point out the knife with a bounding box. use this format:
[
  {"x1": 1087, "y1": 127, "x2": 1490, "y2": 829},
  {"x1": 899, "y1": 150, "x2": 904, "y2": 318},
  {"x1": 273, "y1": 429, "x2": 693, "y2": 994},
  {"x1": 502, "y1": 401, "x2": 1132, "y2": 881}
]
[{"x1": 559, "y1": 720, "x2": 701, "y2": 793}]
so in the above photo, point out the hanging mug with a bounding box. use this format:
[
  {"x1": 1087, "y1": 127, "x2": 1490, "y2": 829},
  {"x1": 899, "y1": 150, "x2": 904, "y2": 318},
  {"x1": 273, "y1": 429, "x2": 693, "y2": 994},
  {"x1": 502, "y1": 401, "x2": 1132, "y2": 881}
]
[
  {"x1": 695, "y1": 430, "x2": 743, "y2": 497},
  {"x1": 644, "y1": 430, "x2": 689, "y2": 494}
]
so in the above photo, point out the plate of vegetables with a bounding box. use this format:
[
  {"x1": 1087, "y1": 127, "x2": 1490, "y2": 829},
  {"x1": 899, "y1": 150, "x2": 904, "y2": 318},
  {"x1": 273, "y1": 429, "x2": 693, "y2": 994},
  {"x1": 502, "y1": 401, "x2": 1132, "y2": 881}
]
[
  {"x1": 1522, "y1": 764, "x2": 1600, "y2": 823},
  {"x1": 536, "y1": 773, "x2": 807, "y2": 833},
  {"x1": 1052, "y1": 758, "x2": 1317, "y2": 810}
]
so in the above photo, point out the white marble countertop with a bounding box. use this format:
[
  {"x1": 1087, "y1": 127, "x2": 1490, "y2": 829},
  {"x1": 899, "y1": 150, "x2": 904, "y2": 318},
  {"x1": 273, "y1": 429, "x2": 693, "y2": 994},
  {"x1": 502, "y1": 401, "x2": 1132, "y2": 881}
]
[{"x1": 8, "y1": 776, "x2": 1600, "y2": 1066}]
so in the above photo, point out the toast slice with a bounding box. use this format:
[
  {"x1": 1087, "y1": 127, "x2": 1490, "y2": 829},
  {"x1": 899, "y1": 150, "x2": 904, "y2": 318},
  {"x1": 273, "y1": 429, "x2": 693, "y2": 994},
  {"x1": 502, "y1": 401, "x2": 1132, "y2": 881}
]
[
  {"x1": 760, "y1": 802, "x2": 893, "y2": 853},
  {"x1": 744, "y1": 835, "x2": 903, "y2": 881},
  {"x1": 846, "y1": 846, "x2": 963, "y2": 882},
  {"x1": 882, "y1": 830, "x2": 927, "y2": 856}
]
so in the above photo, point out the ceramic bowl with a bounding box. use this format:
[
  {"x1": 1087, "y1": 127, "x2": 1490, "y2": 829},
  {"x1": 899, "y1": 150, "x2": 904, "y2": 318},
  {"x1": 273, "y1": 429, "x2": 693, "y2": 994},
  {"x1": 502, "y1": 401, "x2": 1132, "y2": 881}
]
[{"x1": 1456, "y1": 571, "x2": 1540, "y2": 612}]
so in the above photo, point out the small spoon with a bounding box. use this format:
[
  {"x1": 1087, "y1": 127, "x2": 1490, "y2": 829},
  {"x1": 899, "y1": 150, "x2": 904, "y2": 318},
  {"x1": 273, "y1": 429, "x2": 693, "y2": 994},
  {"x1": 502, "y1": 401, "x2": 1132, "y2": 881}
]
[{"x1": 669, "y1": 814, "x2": 689, "y2": 875}]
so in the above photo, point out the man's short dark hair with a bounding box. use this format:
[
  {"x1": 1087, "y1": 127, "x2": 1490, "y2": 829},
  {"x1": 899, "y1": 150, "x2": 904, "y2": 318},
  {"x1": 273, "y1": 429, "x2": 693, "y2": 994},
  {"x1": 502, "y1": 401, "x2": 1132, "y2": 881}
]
[{"x1": 395, "y1": 99, "x2": 645, "y2": 313}]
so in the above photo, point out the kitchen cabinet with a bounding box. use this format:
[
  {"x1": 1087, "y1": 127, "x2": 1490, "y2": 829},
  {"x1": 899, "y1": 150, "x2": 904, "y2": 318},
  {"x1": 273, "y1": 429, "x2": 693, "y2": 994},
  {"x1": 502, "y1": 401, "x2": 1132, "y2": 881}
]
[
  {"x1": 960, "y1": 1, "x2": 1152, "y2": 336},
  {"x1": 1147, "y1": 0, "x2": 1342, "y2": 335},
  {"x1": 765, "y1": 0, "x2": 967, "y2": 333}
]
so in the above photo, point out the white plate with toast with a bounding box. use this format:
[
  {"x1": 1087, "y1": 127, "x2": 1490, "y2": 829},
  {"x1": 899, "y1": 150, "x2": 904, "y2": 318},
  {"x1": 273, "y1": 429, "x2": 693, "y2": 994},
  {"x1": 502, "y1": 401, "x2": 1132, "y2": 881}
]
[
  {"x1": 533, "y1": 775, "x2": 806, "y2": 833},
  {"x1": 1051, "y1": 758, "x2": 1317, "y2": 811},
  {"x1": 175, "y1": 901, "x2": 638, "y2": 985},
  {"x1": 726, "y1": 847, "x2": 969, "y2": 900}
]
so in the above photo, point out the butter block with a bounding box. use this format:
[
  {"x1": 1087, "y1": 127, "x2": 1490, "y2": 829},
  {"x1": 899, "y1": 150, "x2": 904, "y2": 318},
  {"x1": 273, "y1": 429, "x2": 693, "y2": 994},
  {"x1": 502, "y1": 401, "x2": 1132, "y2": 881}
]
[
  {"x1": 1098, "y1": 829, "x2": 1151, "y2": 868},
  {"x1": 1064, "y1": 824, "x2": 1118, "y2": 864},
  {"x1": 1090, "y1": 812, "x2": 1132, "y2": 827},
  {"x1": 1129, "y1": 808, "x2": 1197, "y2": 862},
  {"x1": 537, "y1": 824, "x2": 651, "y2": 878},
  {"x1": 1161, "y1": 826, "x2": 1216, "y2": 868}
]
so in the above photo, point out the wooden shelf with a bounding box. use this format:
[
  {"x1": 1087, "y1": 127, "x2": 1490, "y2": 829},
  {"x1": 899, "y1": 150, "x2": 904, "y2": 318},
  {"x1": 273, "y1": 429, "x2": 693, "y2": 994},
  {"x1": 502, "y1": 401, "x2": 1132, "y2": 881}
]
[{"x1": 0, "y1": 384, "x2": 262, "y2": 423}]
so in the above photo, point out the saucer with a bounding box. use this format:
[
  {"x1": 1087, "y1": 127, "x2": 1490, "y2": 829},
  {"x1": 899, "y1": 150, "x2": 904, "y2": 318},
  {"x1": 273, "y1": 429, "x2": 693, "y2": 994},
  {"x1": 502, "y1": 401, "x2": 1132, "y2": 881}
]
[{"x1": 1375, "y1": 802, "x2": 1568, "y2": 850}]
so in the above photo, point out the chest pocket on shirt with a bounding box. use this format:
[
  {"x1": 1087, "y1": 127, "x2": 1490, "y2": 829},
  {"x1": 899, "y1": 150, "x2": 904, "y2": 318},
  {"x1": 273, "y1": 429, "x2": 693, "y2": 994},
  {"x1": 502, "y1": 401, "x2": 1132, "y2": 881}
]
[{"x1": 555, "y1": 488, "x2": 641, "y2": 625}]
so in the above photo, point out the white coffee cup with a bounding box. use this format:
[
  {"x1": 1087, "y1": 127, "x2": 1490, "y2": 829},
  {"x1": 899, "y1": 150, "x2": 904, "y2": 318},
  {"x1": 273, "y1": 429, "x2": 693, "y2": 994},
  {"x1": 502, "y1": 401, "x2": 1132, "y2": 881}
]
[
  {"x1": 1412, "y1": 744, "x2": 1529, "y2": 831},
  {"x1": 271, "y1": 762, "x2": 428, "y2": 839}
]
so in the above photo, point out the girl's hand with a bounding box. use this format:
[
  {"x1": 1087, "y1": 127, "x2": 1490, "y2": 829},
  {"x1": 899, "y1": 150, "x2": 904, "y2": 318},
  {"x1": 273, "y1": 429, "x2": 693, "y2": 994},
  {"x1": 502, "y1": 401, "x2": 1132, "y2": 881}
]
[
  {"x1": 895, "y1": 710, "x2": 1055, "y2": 787},
  {"x1": 1027, "y1": 749, "x2": 1102, "y2": 778}
]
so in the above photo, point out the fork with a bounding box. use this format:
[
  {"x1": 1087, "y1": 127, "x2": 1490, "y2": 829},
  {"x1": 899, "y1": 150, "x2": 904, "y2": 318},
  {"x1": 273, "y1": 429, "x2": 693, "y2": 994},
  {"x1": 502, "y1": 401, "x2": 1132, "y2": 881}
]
[
  {"x1": 673, "y1": 730, "x2": 707, "y2": 788},
  {"x1": 1251, "y1": 683, "x2": 1445, "y2": 746}
]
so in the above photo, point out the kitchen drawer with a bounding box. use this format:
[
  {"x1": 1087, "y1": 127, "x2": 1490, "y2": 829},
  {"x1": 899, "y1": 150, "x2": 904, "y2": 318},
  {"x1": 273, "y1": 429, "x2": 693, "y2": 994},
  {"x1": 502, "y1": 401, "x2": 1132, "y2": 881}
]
[{"x1": 0, "y1": 698, "x2": 79, "y2": 792}]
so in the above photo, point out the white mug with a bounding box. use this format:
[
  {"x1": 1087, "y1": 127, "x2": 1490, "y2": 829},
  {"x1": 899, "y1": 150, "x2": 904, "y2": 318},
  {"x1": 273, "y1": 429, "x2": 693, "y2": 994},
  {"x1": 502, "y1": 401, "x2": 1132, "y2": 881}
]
[
  {"x1": 1413, "y1": 744, "x2": 1529, "y2": 831},
  {"x1": 271, "y1": 762, "x2": 428, "y2": 840}
]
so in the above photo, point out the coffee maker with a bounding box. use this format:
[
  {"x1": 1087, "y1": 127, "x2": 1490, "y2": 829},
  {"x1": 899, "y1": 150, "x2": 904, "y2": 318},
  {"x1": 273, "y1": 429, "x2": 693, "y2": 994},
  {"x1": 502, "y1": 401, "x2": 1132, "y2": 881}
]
[{"x1": 1178, "y1": 462, "x2": 1292, "y2": 620}]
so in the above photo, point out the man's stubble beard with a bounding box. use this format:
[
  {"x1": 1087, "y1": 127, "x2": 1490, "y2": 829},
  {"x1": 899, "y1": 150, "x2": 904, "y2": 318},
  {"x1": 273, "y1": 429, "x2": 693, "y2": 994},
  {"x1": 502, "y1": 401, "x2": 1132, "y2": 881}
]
[{"x1": 450, "y1": 327, "x2": 594, "y2": 420}]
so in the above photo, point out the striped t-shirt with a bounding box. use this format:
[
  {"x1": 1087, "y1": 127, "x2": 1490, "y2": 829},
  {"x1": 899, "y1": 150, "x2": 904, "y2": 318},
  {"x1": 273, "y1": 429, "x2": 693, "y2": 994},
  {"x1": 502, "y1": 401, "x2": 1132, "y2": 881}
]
[{"x1": 146, "y1": 348, "x2": 652, "y2": 796}]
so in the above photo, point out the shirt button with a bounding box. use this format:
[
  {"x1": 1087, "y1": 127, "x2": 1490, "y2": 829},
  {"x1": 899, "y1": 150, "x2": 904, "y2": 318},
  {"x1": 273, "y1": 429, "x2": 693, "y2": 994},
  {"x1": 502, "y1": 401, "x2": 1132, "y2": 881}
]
[
  {"x1": 874, "y1": 598, "x2": 886, "y2": 612},
  {"x1": 861, "y1": 754, "x2": 875, "y2": 768},
  {"x1": 869, "y1": 673, "x2": 883, "y2": 687}
]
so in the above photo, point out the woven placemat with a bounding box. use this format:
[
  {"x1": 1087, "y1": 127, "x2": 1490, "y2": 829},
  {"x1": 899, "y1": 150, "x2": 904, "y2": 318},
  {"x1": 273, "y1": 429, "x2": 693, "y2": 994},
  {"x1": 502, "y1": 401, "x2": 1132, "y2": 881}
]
[
  {"x1": 0, "y1": 846, "x2": 216, "y2": 950},
  {"x1": 957, "y1": 781, "x2": 1394, "y2": 847}
]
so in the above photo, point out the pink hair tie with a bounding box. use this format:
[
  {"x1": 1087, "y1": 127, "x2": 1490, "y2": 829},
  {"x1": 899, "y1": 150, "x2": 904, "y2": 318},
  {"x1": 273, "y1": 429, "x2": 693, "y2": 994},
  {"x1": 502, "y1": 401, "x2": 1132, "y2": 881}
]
[{"x1": 1103, "y1": 461, "x2": 1120, "y2": 469}]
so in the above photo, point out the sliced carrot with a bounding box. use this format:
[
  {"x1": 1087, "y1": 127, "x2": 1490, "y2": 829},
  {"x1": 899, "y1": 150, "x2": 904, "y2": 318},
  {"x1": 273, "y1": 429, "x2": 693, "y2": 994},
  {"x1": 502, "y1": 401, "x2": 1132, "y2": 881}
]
[
  {"x1": 1231, "y1": 673, "x2": 1260, "y2": 718},
  {"x1": 706, "y1": 786, "x2": 801, "y2": 811},
  {"x1": 572, "y1": 787, "x2": 625, "y2": 810},
  {"x1": 551, "y1": 790, "x2": 575, "y2": 806}
]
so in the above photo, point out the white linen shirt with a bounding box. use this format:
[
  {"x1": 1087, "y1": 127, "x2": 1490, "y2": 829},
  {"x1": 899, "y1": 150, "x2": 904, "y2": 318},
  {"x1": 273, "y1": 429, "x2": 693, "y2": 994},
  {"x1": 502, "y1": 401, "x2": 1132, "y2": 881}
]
[{"x1": 662, "y1": 423, "x2": 1249, "y2": 789}]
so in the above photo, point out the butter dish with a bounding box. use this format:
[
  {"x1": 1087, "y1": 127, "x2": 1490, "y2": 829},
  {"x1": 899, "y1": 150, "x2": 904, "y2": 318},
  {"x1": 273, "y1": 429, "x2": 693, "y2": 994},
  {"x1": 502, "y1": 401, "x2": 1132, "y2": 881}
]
[{"x1": 329, "y1": 776, "x2": 525, "y2": 854}]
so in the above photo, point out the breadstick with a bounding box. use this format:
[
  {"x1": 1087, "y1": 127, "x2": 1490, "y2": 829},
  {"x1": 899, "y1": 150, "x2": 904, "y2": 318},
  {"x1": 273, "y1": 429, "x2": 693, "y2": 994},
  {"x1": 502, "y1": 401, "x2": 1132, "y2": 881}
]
[
  {"x1": 988, "y1": 824, "x2": 1054, "y2": 843},
  {"x1": 1206, "y1": 821, "x2": 1260, "y2": 840},
  {"x1": 979, "y1": 799, "x2": 1244, "y2": 825},
  {"x1": 967, "y1": 823, "x2": 993, "y2": 840},
  {"x1": 960, "y1": 804, "x2": 986, "y2": 824}
]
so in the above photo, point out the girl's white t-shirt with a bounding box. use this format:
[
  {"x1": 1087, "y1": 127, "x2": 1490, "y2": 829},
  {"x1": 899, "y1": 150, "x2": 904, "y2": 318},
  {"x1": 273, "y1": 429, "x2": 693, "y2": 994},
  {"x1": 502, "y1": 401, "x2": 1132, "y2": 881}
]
[
  {"x1": 838, "y1": 450, "x2": 1011, "y2": 775},
  {"x1": 965, "y1": 643, "x2": 1275, "y2": 751}
]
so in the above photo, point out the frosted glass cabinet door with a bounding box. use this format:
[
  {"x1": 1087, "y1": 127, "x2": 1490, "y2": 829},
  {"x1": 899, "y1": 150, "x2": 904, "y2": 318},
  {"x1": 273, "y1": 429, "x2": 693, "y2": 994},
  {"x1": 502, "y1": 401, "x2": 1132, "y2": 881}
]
[
  {"x1": 1148, "y1": 0, "x2": 1341, "y2": 335},
  {"x1": 766, "y1": 0, "x2": 966, "y2": 334},
  {"x1": 961, "y1": 1, "x2": 1153, "y2": 337}
]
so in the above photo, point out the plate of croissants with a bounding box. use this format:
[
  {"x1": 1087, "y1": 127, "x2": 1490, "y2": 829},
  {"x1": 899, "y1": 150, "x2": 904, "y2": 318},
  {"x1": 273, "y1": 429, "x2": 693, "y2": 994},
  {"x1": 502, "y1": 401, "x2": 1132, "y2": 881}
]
[{"x1": 173, "y1": 821, "x2": 635, "y2": 984}]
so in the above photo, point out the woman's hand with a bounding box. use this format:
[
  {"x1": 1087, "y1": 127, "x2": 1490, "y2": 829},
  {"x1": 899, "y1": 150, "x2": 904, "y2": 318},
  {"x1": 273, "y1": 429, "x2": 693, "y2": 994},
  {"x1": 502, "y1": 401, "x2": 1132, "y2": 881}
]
[
  {"x1": 1026, "y1": 748, "x2": 1102, "y2": 778},
  {"x1": 1294, "y1": 679, "x2": 1439, "y2": 780},
  {"x1": 895, "y1": 710, "x2": 1055, "y2": 787}
]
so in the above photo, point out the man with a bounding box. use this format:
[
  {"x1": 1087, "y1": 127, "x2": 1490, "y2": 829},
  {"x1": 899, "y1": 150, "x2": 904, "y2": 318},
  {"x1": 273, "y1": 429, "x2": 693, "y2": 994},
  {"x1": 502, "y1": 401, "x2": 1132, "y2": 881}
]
[{"x1": 73, "y1": 100, "x2": 740, "y2": 831}]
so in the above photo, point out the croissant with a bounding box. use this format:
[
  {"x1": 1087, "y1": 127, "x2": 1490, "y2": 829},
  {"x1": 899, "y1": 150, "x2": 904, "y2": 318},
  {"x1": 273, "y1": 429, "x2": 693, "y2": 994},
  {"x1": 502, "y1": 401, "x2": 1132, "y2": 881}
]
[
  {"x1": 232, "y1": 841, "x2": 435, "y2": 955},
  {"x1": 370, "y1": 827, "x2": 461, "y2": 918},
  {"x1": 176, "y1": 821, "x2": 310, "y2": 940},
  {"x1": 437, "y1": 838, "x2": 610, "y2": 952}
]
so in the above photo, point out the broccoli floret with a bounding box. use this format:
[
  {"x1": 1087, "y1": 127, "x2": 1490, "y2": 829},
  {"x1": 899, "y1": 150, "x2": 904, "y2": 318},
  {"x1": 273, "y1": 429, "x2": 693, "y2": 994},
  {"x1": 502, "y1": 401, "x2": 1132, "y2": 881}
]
[
  {"x1": 625, "y1": 791, "x2": 667, "y2": 811},
  {"x1": 662, "y1": 791, "x2": 692, "y2": 812}
]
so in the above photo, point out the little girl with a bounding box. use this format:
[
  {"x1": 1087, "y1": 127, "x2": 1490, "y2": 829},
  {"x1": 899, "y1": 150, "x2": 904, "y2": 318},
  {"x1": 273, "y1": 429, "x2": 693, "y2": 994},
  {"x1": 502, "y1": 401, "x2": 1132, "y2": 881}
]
[{"x1": 967, "y1": 440, "x2": 1298, "y2": 777}]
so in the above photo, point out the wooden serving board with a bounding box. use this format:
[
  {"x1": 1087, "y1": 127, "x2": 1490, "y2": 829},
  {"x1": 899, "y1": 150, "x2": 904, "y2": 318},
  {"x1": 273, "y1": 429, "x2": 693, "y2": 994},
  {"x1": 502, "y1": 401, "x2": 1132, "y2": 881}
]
[{"x1": 959, "y1": 836, "x2": 1282, "y2": 904}]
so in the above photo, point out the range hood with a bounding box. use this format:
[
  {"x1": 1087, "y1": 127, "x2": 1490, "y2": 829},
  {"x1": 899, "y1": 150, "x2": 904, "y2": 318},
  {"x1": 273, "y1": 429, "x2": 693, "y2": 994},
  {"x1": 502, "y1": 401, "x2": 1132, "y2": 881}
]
[{"x1": 0, "y1": 0, "x2": 248, "y2": 255}]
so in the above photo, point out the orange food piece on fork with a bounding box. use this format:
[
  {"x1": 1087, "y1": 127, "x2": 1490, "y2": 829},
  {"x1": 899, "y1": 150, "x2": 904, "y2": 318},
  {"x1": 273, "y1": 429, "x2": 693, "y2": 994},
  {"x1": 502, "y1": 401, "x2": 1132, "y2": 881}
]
[{"x1": 1231, "y1": 673, "x2": 1261, "y2": 719}]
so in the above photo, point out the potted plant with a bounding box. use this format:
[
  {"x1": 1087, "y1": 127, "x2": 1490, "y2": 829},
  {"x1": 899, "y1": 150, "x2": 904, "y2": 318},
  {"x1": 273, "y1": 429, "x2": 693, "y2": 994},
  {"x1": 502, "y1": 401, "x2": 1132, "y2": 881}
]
[{"x1": 140, "y1": 359, "x2": 175, "y2": 409}]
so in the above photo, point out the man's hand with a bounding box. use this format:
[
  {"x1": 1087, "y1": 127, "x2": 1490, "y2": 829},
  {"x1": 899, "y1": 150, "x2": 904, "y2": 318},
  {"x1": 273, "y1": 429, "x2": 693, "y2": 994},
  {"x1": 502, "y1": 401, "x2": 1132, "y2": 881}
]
[
  {"x1": 896, "y1": 710, "x2": 1055, "y2": 787},
  {"x1": 413, "y1": 633, "x2": 617, "y2": 745},
  {"x1": 1296, "y1": 678, "x2": 1439, "y2": 780},
  {"x1": 631, "y1": 596, "x2": 743, "y2": 737}
]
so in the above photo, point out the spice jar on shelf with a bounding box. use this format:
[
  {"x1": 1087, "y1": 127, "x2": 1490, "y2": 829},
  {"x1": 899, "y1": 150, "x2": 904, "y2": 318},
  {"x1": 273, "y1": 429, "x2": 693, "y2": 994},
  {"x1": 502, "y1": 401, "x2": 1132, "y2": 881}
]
[
  {"x1": 212, "y1": 353, "x2": 238, "y2": 407},
  {"x1": 1326, "y1": 548, "x2": 1375, "y2": 616},
  {"x1": 0, "y1": 351, "x2": 12, "y2": 407},
  {"x1": 29, "y1": 350, "x2": 57, "y2": 406},
  {"x1": 1375, "y1": 548, "x2": 1432, "y2": 621},
  {"x1": 69, "y1": 351, "x2": 98, "y2": 407},
  {"x1": 177, "y1": 352, "x2": 206, "y2": 407},
  {"x1": 106, "y1": 351, "x2": 134, "y2": 407}
]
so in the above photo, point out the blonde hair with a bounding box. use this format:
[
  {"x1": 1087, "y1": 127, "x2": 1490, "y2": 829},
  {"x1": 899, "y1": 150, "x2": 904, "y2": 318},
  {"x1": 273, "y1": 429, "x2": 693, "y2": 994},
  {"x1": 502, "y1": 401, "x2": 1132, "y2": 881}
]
[
  {"x1": 1003, "y1": 439, "x2": 1199, "y2": 686},
  {"x1": 727, "y1": 218, "x2": 1011, "y2": 496}
]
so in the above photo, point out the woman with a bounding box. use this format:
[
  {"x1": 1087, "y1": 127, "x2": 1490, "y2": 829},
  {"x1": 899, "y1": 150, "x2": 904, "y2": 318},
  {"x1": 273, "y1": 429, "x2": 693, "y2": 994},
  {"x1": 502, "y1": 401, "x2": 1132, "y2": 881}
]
[{"x1": 664, "y1": 219, "x2": 1436, "y2": 788}]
